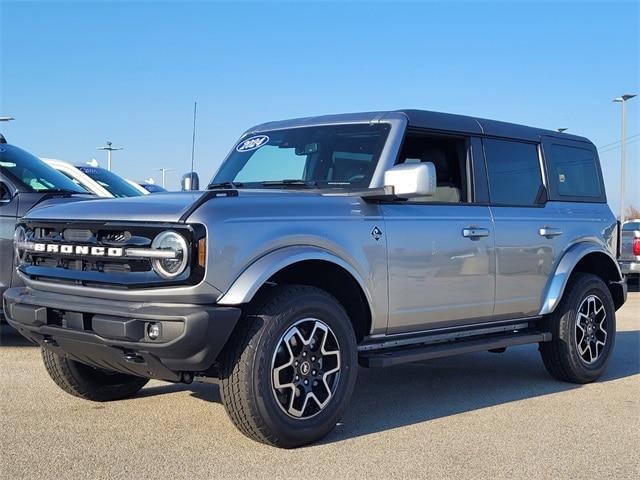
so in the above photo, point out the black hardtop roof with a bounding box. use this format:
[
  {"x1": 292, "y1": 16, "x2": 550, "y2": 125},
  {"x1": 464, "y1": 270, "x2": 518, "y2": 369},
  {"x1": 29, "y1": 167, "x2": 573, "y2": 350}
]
[
  {"x1": 397, "y1": 109, "x2": 592, "y2": 144},
  {"x1": 248, "y1": 110, "x2": 593, "y2": 146}
]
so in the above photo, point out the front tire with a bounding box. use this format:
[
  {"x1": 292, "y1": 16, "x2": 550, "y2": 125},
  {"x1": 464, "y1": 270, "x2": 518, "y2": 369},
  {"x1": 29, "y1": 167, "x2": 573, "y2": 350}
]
[
  {"x1": 539, "y1": 273, "x2": 616, "y2": 384},
  {"x1": 42, "y1": 348, "x2": 149, "y2": 401},
  {"x1": 219, "y1": 285, "x2": 358, "y2": 448}
]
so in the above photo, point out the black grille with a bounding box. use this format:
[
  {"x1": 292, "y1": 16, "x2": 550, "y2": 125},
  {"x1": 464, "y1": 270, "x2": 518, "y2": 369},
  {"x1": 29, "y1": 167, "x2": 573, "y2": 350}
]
[
  {"x1": 17, "y1": 220, "x2": 204, "y2": 289},
  {"x1": 62, "y1": 228, "x2": 92, "y2": 242}
]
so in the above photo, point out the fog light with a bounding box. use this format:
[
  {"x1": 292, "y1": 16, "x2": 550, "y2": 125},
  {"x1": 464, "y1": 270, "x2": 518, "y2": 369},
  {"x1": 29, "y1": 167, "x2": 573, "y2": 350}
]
[{"x1": 147, "y1": 322, "x2": 161, "y2": 340}]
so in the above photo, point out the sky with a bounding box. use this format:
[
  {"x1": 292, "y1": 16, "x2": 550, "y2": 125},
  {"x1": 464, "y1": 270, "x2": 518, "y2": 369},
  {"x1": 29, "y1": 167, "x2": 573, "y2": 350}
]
[{"x1": 1, "y1": 0, "x2": 638, "y2": 213}]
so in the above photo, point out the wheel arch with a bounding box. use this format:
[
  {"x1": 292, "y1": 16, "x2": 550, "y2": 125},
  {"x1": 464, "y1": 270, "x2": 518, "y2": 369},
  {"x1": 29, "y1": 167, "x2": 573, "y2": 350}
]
[
  {"x1": 216, "y1": 246, "x2": 374, "y2": 341},
  {"x1": 540, "y1": 242, "x2": 625, "y2": 315}
]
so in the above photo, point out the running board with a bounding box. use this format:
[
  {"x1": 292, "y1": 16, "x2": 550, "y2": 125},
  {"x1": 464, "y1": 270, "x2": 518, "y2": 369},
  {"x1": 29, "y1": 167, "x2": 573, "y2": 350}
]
[{"x1": 359, "y1": 331, "x2": 551, "y2": 368}]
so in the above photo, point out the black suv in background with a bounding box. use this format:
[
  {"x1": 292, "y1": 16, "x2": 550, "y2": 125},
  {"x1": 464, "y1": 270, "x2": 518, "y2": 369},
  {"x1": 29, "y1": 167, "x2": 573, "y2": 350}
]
[{"x1": 0, "y1": 139, "x2": 95, "y2": 313}]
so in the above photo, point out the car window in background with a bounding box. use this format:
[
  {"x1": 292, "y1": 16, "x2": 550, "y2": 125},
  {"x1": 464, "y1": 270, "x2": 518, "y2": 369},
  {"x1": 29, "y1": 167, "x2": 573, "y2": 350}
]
[
  {"x1": 0, "y1": 144, "x2": 87, "y2": 193},
  {"x1": 484, "y1": 139, "x2": 543, "y2": 206},
  {"x1": 76, "y1": 166, "x2": 144, "y2": 197},
  {"x1": 623, "y1": 222, "x2": 640, "y2": 231},
  {"x1": 56, "y1": 169, "x2": 96, "y2": 192},
  {"x1": 141, "y1": 183, "x2": 167, "y2": 193}
]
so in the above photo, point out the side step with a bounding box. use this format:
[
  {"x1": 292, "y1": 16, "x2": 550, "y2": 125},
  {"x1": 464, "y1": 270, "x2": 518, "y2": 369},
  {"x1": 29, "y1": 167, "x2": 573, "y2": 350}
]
[{"x1": 359, "y1": 331, "x2": 551, "y2": 368}]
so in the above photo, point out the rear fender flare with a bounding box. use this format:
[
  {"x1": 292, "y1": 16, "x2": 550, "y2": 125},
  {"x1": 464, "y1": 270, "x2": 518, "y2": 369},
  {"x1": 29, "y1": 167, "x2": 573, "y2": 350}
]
[{"x1": 539, "y1": 242, "x2": 622, "y2": 315}]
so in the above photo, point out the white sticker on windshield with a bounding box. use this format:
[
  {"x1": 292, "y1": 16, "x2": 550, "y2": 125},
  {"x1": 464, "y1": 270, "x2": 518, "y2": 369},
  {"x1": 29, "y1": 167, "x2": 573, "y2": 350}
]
[{"x1": 236, "y1": 135, "x2": 269, "y2": 152}]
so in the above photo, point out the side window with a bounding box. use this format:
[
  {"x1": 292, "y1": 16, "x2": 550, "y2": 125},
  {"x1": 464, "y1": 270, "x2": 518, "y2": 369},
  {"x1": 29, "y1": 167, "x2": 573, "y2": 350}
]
[
  {"x1": 546, "y1": 144, "x2": 602, "y2": 199},
  {"x1": 484, "y1": 139, "x2": 542, "y2": 206},
  {"x1": 396, "y1": 133, "x2": 469, "y2": 203}
]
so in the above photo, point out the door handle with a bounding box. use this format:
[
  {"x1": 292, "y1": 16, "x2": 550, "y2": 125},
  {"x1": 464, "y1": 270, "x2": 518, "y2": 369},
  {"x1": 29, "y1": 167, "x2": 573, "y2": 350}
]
[
  {"x1": 539, "y1": 227, "x2": 563, "y2": 238},
  {"x1": 462, "y1": 227, "x2": 490, "y2": 238}
]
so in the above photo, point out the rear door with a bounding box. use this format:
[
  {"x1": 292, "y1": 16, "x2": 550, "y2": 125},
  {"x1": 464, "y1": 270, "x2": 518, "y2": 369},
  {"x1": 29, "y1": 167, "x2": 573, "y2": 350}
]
[{"x1": 484, "y1": 138, "x2": 567, "y2": 319}]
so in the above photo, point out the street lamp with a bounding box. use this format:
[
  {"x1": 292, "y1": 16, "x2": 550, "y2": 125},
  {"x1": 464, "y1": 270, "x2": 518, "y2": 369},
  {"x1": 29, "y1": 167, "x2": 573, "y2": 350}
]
[
  {"x1": 97, "y1": 141, "x2": 122, "y2": 172},
  {"x1": 557, "y1": 128, "x2": 568, "y2": 133},
  {"x1": 154, "y1": 168, "x2": 174, "y2": 188},
  {"x1": 0, "y1": 116, "x2": 15, "y2": 122},
  {"x1": 613, "y1": 94, "x2": 637, "y2": 224}
]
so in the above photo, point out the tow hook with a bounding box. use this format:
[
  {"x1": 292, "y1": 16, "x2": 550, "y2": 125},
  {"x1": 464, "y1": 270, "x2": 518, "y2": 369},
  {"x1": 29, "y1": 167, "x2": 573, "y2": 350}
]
[{"x1": 123, "y1": 353, "x2": 145, "y2": 364}]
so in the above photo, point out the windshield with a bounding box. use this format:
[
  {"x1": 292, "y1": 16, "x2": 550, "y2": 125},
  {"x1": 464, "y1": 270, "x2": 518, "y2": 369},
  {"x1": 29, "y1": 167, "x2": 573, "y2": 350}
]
[
  {"x1": 0, "y1": 144, "x2": 87, "y2": 193},
  {"x1": 212, "y1": 123, "x2": 390, "y2": 188},
  {"x1": 76, "y1": 166, "x2": 144, "y2": 197}
]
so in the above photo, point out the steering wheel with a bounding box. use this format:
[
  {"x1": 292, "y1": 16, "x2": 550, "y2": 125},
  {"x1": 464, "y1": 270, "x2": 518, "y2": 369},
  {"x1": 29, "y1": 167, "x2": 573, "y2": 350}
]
[{"x1": 347, "y1": 174, "x2": 365, "y2": 183}]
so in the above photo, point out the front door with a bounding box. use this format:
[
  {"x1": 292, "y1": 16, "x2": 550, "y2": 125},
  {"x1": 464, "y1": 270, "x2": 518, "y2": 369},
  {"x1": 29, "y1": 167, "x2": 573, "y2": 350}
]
[
  {"x1": 383, "y1": 203, "x2": 495, "y2": 333},
  {"x1": 382, "y1": 132, "x2": 495, "y2": 334}
]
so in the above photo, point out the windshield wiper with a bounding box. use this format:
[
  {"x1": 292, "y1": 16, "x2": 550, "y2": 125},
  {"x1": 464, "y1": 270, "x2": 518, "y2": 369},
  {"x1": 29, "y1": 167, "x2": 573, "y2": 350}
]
[
  {"x1": 260, "y1": 180, "x2": 318, "y2": 188},
  {"x1": 38, "y1": 188, "x2": 86, "y2": 195},
  {"x1": 207, "y1": 181, "x2": 244, "y2": 190}
]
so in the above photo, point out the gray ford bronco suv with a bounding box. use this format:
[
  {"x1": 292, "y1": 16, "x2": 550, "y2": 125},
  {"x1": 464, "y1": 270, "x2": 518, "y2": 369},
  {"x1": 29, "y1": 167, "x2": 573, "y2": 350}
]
[{"x1": 3, "y1": 110, "x2": 626, "y2": 448}]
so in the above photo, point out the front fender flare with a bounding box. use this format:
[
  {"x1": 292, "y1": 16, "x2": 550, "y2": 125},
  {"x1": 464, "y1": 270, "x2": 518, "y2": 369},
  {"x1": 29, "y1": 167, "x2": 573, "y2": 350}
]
[
  {"x1": 216, "y1": 246, "x2": 373, "y2": 309},
  {"x1": 539, "y1": 242, "x2": 622, "y2": 315}
]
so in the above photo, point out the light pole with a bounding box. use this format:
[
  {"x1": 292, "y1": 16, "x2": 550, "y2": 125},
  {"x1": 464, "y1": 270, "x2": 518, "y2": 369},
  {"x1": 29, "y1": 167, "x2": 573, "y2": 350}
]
[
  {"x1": 0, "y1": 116, "x2": 15, "y2": 122},
  {"x1": 557, "y1": 128, "x2": 568, "y2": 133},
  {"x1": 97, "y1": 141, "x2": 122, "y2": 172},
  {"x1": 154, "y1": 168, "x2": 174, "y2": 188},
  {"x1": 613, "y1": 94, "x2": 637, "y2": 224}
]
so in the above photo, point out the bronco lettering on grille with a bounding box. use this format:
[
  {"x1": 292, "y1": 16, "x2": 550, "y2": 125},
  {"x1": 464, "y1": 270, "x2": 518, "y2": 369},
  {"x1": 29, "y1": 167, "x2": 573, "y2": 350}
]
[{"x1": 32, "y1": 243, "x2": 124, "y2": 257}]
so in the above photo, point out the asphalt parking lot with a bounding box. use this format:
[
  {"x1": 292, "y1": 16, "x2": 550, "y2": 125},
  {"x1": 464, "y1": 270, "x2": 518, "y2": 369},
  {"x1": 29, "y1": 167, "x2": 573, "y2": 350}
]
[{"x1": 1, "y1": 291, "x2": 638, "y2": 480}]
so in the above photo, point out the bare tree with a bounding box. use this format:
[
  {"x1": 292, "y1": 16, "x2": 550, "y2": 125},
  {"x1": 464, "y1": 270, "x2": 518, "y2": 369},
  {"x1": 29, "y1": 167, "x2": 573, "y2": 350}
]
[{"x1": 626, "y1": 205, "x2": 640, "y2": 220}]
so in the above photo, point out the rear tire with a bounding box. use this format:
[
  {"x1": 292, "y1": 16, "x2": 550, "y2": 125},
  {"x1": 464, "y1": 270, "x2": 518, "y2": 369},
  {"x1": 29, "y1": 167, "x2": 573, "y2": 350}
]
[
  {"x1": 42, "y1": 348, "x2": 149, "y2": 401},
  {"x1": 219, "y1": 285, "x2": 358, "y2": 448},
  {"x1": 539, "y1": 273, "x2": 616, "y2": 384}
]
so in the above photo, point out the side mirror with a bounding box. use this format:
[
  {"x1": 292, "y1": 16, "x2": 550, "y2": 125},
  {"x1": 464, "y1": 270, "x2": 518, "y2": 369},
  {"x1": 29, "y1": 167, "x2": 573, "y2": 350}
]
[
  {"x1": 0, "y1": 181, "x2": 13, "y2": 203},
  {"x1": 181, "y1": 172, "x2": 200, "y2": 191},
  {"x1": 383, "y1": 162, "x2": 437, "y2": 198}
]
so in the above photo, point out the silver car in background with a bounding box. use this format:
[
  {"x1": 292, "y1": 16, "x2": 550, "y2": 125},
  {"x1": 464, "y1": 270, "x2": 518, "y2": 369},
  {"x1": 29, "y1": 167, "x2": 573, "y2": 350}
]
[{"x1": 619, "y1": 220, "x2": 640, "y2": 279}]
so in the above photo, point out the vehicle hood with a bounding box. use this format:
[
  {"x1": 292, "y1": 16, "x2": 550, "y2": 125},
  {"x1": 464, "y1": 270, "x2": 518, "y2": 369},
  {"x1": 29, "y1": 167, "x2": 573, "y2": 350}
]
[
  {"x1": 23, "y1": 191, "x2": 204, "y2": 222},
  {"x1": 22, "y1": 189, "x2": 324, "y2": 223}
]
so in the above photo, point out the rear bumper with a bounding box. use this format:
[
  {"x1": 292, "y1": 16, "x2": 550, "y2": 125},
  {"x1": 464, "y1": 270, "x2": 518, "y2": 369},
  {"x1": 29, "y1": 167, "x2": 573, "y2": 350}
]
[
  {"x1": 3, "y1": 287, "x2": 241, "y2": 381},
  {"x1": 619, "y1": 260, "x2": 640, "y2": 275}
]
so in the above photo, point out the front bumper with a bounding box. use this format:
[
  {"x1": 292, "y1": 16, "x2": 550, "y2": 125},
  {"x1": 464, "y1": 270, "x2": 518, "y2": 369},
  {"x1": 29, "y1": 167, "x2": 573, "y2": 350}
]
[{"x1": 3, "y1": 287, "x2": 241, "y2": 381}]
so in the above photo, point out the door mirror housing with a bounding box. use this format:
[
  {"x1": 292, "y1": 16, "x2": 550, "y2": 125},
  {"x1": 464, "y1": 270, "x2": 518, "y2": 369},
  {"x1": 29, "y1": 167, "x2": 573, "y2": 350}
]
[{"x1": 383, "y1": 162, "x2": 437, "y2": 198}]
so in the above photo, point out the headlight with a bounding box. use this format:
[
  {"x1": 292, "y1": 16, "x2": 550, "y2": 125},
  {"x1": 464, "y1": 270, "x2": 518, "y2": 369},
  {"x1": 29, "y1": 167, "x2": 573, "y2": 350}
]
[{"x1": 150, "y1": 230, "x2": 189, "y2": 279}]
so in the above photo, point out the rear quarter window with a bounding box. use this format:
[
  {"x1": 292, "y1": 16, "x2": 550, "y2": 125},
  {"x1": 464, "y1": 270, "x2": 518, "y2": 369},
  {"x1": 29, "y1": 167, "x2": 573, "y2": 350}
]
[{"x1": 545, "y1": 144, "x2": 603, "y2": 201}]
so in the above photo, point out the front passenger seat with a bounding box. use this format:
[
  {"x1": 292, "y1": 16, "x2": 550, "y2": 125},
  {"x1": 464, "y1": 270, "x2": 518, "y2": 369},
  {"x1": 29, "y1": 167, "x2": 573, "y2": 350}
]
[{"x1": 410, "y1": 148, "x2": 461, "y2": 202}]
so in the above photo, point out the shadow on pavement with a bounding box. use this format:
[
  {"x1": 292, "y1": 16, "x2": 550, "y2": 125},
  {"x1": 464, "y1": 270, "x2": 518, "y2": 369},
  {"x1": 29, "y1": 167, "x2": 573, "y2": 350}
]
[
  {"x1": 138, "y1": 329, "x2": 639, "y2": 444},
  {"x1": 2, "y1": 289, "x2": 637, "y2": 443},
  {"x1": 0, "y1": 322, "x2": 36, "y2": 347},
  {"x1": 322, "y1": 329, "x2": 640, "y2": 443}
]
